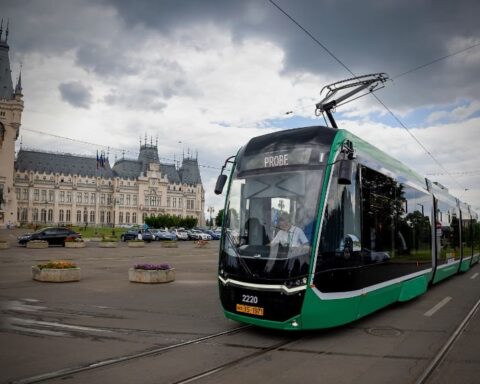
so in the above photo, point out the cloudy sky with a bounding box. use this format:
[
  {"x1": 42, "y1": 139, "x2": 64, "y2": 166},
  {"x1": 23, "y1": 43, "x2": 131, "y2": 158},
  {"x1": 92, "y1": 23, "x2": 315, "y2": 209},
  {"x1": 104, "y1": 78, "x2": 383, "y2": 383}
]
[{"x1": 3, "y1": 0, "x2": 480, "y2": 216}]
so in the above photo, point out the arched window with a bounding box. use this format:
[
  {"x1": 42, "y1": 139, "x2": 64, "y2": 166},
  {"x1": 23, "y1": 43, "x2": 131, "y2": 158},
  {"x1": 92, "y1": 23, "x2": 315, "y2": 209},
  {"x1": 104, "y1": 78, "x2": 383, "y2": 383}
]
[
  {"x1": 59, "y1": 209, "x2": 65, "y2": 222},
  {"x1": 41, "y1": 209, "x2": 47, "y2": 223},
  {"x1": 76, "y1": 210, "x2": 82, "y2": 223},
  {"x1": 100, "y1": 211, "x2": 105, "y2": 223},
  {"x1": 66, "y1": 210, "x2": 71, "y2": 222},
  {"x1": 126, "y1": 212, "x2": 130, "y2": 224},
  {"x1": 48, "y1": 209, "x2": 53, "y2": 222},
  {"x1": 90, "y1": 211, "x2": 95, "y2": 223},
  {"x1": 33, "y1": 208, "x2": 39, "y2": 222},
  {"x1": 106, "y1": 211, "x2": 111, "y2": 224},
  {"x1": 132, "y1": 212, "x2": 137, "y2": 224}
]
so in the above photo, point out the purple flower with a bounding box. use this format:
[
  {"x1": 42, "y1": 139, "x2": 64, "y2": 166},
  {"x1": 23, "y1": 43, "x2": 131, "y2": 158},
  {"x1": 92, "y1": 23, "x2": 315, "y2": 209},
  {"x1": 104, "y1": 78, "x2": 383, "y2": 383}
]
[{"x1": 134, "y1": 263, "x2": 172, "y2": 270}]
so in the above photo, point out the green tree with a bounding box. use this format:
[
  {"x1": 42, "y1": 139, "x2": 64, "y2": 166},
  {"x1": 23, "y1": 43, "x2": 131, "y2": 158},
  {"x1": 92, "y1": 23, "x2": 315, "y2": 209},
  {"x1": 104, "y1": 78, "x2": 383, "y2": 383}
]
[{"x1": 215, "y1": 209, "x2": 224, "y2": 227}]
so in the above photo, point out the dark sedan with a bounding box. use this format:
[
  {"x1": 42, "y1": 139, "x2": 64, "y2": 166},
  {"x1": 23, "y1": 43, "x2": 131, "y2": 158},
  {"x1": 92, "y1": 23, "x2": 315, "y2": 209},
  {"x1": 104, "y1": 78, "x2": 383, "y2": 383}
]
[
  {"x1": 18, "y1": 227, "x2": 82, "y2": 246},
  {"x1": 120, "y1": 229, "x2": 154, "y2": 242}
]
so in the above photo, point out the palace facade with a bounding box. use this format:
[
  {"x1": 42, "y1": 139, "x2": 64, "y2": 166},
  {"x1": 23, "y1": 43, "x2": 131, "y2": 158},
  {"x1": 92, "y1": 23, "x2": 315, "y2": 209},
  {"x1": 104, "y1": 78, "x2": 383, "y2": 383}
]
[{"x1": 0, "y1": 26, "x2": 205, "y2": 228}]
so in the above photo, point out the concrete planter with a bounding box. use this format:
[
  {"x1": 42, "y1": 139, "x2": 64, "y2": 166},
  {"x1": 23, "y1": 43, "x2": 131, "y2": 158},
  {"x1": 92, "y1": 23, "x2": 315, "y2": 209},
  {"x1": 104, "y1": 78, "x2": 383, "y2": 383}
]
[
  {"x1": 0, "y1": 241, "x2": 10, "y2": 250},
  {"x1": 32, "y1": 266, "x2": 81, "y2": 282},
  {"x1": 99, "y1": 242, "x2": 118, "y2": 248},
  {"x1": 65, "y1": 241, "x2": 86, "y2": 248},
  {"x1": 161, "y1": 241, "x2": 178, "y2": 248},
  {"x1": 89, "y1": 237, "x2": 103, "y2": 242},
  {"x1": 128, "y1": 241, "x2": 145, "y2": 248},
  {"x1": 128, "y1": 268, "x2": 175, "y2": 284},
  {"x1": 27, "y1": 240, "x2": 49, "y2": 249}
]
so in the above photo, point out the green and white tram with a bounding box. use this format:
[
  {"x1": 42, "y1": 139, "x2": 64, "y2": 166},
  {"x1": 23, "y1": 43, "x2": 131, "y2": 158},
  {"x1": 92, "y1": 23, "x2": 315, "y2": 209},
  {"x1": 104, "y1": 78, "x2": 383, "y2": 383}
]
[{"x1": 214, "y1": 76, "x2": 479, "y2": 331}]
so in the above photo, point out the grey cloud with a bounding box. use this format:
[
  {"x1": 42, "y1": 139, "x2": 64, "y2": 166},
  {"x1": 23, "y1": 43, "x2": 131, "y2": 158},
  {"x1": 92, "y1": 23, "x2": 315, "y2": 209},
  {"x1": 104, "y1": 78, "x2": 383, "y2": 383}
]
[
  {"x1": 59, "y1": 81, "x2": 93, "y2": 109},
  {"x1": 76, "y1": 44, "x2": 141, "y2": 77},
  {"x1": 108, "y1": 0, "x2": 480, "y2": 111},
  {"x1": 104, "y1": 88, "x2": 167, "y2": 111}
]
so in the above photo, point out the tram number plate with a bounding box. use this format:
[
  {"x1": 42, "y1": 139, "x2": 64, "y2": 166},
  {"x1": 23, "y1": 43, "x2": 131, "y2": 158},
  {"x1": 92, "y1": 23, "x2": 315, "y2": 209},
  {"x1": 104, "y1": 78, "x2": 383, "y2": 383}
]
[{"x1": 236, "y1": 304, "x2": 264, "y2": 316}]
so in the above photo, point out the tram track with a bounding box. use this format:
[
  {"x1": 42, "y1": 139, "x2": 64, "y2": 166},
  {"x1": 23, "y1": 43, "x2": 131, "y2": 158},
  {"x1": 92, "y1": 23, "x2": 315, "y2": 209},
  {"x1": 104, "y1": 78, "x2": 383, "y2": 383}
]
[
  {"x1": 415, "y1": 295, "x2": 480, "y2": 384},
  {"x1": 10, "y1": 325, "x2": 253, "y2": 384}
]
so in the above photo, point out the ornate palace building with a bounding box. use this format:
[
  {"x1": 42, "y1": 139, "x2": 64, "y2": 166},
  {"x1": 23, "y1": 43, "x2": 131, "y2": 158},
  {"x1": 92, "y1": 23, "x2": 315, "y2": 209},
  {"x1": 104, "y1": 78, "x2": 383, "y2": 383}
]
[{"x1": 0, "y1": 26, "x2": 205, "y2": 229}]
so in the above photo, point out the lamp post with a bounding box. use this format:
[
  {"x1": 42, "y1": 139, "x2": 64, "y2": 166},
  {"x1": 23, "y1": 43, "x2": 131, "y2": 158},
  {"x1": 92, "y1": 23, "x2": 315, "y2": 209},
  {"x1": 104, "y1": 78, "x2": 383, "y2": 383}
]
[
  {"x1": 112, "y1": 198, "x2": 118, "y2": 236},
  {"x1": 44, "y1": 201, "x2": 48, "y2": 225}
]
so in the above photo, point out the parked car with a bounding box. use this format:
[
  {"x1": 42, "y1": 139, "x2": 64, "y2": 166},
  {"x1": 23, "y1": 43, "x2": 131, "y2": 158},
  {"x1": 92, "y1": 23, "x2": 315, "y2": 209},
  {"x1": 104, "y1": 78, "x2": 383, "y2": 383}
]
[
  {"x1": 18, "y1": 227, "x2": 82, "y2": 246},
  {"x1": 151, "y1": 229, "x2": 177, "y2": 241},
  {"x1": 203, "y1": 229, "x2": 221, "y2": 240},
  {"x1": 188, "y1": 229, "x2": 211, "y2": 241},
  {"x1": 171, "y1": 228, "x2": 189, "y2": 241},
  {"x1": 120, "y1": 229, "x2": 154, "y2": 242}
]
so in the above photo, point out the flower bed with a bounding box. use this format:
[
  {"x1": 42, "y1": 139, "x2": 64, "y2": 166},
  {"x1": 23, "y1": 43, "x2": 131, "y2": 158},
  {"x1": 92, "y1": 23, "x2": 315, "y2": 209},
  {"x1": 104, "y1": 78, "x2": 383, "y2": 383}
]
[
  {"x1": 0, "y1": 240, "x2": 10, "y2": 250},
  {"x1": 194, "y1": 240, "x2": 209, "y2": 248},
  {"x1": 65, "y1": 237, "x2": 86, "y2": 248},
  {"x1": 32, "y1": 261, "x2": 81, "y2": 282},
  {"x1": 161, "y1": 240, "x2": 178, "y2": 248},
  {"x1": 27, "y1": 240, "x2": 49, "y2": 249},
  {"x1": 128, "y1": 263, "x2": 175, "y2": 283}
]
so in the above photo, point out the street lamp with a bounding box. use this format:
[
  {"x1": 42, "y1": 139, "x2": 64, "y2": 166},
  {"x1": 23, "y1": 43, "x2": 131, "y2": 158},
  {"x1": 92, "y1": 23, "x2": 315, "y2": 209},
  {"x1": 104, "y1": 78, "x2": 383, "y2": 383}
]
[
  {"x1": 44, "y1": 201, "x2": 48, "y2": 225},
  {"x1": 112, "y1": 198, "x2": 119, "y2": 236}
]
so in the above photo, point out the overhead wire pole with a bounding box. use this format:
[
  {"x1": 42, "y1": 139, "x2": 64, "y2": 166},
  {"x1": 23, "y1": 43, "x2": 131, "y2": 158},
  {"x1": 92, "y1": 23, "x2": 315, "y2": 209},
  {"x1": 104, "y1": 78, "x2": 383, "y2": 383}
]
[{"x1": 268, "y1": 0, "x2": 467, "y2": 192}]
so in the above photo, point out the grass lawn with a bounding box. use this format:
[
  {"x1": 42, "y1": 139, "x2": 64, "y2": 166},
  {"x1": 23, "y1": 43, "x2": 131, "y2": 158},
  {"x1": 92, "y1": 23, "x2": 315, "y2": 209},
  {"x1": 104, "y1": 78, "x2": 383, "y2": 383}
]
[{"x1": 72, "y1": 226, "x2": 123, "y2": 240}]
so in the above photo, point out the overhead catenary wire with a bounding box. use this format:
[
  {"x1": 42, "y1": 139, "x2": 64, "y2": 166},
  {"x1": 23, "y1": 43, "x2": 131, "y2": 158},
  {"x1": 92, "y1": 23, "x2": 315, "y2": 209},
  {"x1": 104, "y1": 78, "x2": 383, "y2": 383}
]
[{"x1": 268, "y1": 0, "x2": 467, "y2": 192}]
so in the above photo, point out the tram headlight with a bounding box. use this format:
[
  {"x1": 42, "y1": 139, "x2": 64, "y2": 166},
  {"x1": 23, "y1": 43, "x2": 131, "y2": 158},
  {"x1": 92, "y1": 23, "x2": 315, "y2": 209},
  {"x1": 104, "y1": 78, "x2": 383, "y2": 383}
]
[{"x1": 285, "y1": 277, "x2": 308, "y2": 288}]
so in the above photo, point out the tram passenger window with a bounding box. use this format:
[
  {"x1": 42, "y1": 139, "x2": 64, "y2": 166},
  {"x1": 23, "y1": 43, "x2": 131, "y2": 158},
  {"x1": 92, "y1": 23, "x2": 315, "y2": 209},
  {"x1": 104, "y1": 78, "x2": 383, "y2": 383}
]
[{"x1": 359, "y1": 166, "x2": 397, "y2": 261}]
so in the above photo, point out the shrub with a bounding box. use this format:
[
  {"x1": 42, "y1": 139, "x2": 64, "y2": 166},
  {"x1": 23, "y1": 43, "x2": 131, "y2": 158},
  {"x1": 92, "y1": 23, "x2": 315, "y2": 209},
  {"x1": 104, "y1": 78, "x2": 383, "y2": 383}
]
[
  {"x1": 37, "y1": 260, "x2": 77, "y2": 270},
  {"x1": 134, "y1": 263, "x2": 172, "y2": 270}
]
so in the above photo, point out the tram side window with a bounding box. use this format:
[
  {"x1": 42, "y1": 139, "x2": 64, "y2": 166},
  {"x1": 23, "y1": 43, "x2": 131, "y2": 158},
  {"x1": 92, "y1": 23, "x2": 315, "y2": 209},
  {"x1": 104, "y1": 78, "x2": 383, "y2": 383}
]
[
  {"x1": 436, "y1": 200, "x2": 461, "y2": 264},
  {"x1": 473, "y1": 217, "x2": 480, "y2": 255},
  {"x1": 461, "y1": 212, "x2": 473, "y2": 258},
  {"x1": 316, "y1": 162, "x2": 361, "y2": 270},
  {"x1": 398, "y1": 185, "x2": 432, "y2": 265},
  {"x1": 360, "y1": 166, "x2": 397, "y2": 262}
]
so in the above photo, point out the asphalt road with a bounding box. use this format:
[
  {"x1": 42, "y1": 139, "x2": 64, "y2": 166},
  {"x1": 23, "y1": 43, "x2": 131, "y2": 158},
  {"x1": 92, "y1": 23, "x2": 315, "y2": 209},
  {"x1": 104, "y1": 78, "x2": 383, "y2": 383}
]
[{"x1": 0, "y1": 229, "x2": 479, "y2": 384}]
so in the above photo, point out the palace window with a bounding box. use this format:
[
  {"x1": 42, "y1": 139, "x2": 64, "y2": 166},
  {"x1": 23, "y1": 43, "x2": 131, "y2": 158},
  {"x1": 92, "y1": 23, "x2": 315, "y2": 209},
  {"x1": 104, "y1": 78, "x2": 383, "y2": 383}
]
[
  {"x1": 133, "y1": 195, "x2": 137, "y2": 206},
  {"x1": 100, "y1": 211, "x2": 105, "y2": 223},
  {"x1": 41, "y1": 189, "x2": 46, "y2": 202},
  {"x1": 90, "y1": 211, "x2": 95, "y2": 223},
  {"x1": 132, "y1": 212, "x2": 137, "y2": 224},
  {"x1": 77, "y1": 193, "x2": 82, "y2": 203},
  {"x1": 126, "y1": 194, "x2": 131, "y2": 206},
  {"x1": 16, "y1": 188, "x2": 20, "y2": 200},
  {"x1": 120, "y1": 194, "x2": 124, "y2": 205},
  {"x1": 90, "y1": 193, "x2": 96, "y2": 204},
  {"x1": 33, "y1": 208, "x2": 39, "y2": 222},
  {"x1": 126, "y1": 212, "x2": 130, "y2": 224},
  {"x1": 23, "y1": 188, "x2": 28, "y2": 200},
  {"x1": 67, "y1": 192, "x2": 72, "y2": 203},
  {"x1": 77, "y1": 210, "x2": 82, "y2": 223},
  {"x1": 119, "y1": 212, "x2": 124, "y2": 224},
  {"x1": 47, "y1": 209, "x2": 53, "y2": 222},
  {"x1": 100, "y1": 194, "x2": 105, "y2": 205},
  {"x1": 66, "y1": 210, "x2": 71, "y2": 222},
  {"x1": 59, "y1": 209, "x2": 65, "y2": 222},
  {"x1": 60, "y1": 191, "x2": 65, "y2": 203},
  {"x1": 34, "y1": 189, "x2": 39, "y2": 201},
  {"x1": 106, "y1": 211, "x2": 111, "y2": 224},
  {"x1": 49, "y1": 190, "x2": 54, "y2": 202}
]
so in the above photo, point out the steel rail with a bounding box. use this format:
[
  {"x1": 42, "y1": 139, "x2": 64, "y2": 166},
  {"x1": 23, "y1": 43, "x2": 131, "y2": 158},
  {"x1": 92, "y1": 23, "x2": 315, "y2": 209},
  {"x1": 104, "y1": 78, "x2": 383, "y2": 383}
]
[
  {"x1": 11, "y1": 325, "x2": 251, "y2": 384},
  {"x1": 416, "y1": 295, "x2": 480, "y2": 384}
]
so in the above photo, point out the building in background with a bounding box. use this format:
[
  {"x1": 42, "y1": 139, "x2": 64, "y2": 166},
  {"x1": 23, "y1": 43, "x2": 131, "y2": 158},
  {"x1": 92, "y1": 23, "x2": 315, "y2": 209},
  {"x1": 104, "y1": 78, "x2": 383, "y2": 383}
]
[
  {"x1": 0, "y1": 23, "x2": 204, "y2": 228},
  {"x1": 14, "y1": 144, "x2": 205, "y2": 227},
  {"x1": 0, "y1": 21, "x2": 24, "y2": 228}
]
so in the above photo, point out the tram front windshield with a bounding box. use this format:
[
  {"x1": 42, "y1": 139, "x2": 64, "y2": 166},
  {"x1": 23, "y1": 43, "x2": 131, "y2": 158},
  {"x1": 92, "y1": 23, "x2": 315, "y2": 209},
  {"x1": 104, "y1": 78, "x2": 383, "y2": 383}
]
[{"x1": 220, "y1": 167, "x2": 323, "y2": 282}]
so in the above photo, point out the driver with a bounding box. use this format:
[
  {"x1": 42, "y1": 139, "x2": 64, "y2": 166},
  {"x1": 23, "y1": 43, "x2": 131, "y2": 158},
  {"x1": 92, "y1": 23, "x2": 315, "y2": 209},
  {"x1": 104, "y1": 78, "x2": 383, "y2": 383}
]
[{"x1": 271, "y1": 213, "x2": 309, "y2": 247}]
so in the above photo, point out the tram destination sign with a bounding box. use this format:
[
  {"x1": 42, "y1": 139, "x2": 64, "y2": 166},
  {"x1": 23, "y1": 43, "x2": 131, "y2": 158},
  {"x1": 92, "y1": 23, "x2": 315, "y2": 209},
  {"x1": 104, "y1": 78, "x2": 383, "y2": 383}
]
[{"x1": 242, "y1": 146, "x2": 327, "y2": 171}]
